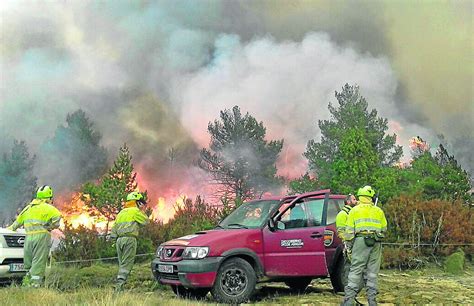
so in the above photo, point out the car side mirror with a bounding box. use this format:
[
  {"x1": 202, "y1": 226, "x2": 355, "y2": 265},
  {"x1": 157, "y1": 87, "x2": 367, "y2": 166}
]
[
  {"x1": 268, "y1": 219, "x2": 276, "y2": 231},
  {"x1": 277, "y1": 221, "x2": 285, "y2": 230}
]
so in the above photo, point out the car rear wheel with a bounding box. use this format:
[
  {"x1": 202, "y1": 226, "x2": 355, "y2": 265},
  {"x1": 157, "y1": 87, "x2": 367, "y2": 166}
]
[
  {"x1": 285, "y1": 277, "x2": 312, "y2": 292},
  {"x1": 0, "y1": 277, "x2": 22, "y2": 287},
  {"x1": 211, "y1": 257, "x2": 257, "y2": 304},
  {"x1": 330, "y1": 255, "x2": 345, "y2": 293},
  {"x1": 171, "y1": 285, "x2": 209, "y2": 299}
]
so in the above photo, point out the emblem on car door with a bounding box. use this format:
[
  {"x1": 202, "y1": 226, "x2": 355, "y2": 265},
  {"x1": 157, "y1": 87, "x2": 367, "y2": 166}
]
[
  {"x1": 323, "y1": 230, "x2": 334, "y2": 247},
  {"x1": 280, "y1": 239, "x2": 304, "y2": 248}
]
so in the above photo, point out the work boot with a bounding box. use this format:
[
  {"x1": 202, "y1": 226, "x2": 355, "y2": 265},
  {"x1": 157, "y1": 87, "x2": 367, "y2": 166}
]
[{"x1": 29, "y1": 275, "x2": 43, "y2": 288}]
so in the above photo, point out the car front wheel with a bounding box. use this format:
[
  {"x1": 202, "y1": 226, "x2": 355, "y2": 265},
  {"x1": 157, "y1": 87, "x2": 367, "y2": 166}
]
[{"x1": 211, "y1": 257, "x2": 257, "y2": 304}]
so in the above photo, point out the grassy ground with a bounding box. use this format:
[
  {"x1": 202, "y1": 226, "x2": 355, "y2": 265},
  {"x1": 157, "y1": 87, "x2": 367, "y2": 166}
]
[{"x1": 0, "y1": 262, "x2": 473, "y2": 305}]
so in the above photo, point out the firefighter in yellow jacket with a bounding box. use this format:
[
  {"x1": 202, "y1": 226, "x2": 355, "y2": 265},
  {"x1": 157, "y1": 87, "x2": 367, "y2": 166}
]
[
  {"x1": 111, "y1": 191, "x2": 149, "y2": 291},
  {"x1": 335, "y1": 194, "x2": 357, "y2": 289},
  {"x1": 8, "y1": 185, "x2": 61, "y2": 287},
  {"x1": 342, "y1": 186, "x2": 387, "y2": 306}
]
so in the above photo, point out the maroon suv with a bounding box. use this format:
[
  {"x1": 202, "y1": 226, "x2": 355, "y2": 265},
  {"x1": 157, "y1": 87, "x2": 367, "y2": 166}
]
[{"x1": 151, "y1": 190, "x2": 347, "y2": 303}]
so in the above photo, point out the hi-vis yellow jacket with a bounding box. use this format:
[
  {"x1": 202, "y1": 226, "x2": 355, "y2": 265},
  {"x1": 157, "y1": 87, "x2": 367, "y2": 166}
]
[
  {"x1": 11, "y1": 199, "x2": 62, "y2": 235},
  {"x1": 344, "y1": 196, "x2": 387, "y2": 241},
  {"x1": 111, "y1": 201, "x2": 149, "y2": 239},
  {"x1": 335, "y1": 204, "x2": 352, "y2": 240}
]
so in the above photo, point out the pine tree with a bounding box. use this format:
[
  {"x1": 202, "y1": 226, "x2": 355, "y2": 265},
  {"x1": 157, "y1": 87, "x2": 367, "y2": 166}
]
[
  {"x1": 329, "y1": 128, "x2": 380, "y2": 194},
  {"x1": 402, "y1": 144, "x2": 471, "y2": 202},
  {"x1": 83, "y1": 144, "x2": 143, "y2": 227},
  {"x1": 0, "y1": 140, "x2": 37, "y2": 225},
  {"x1": 199, "y1": 106, "x2": 283, "y2": 202},
  {"x1": 304, "y1": 84, "x2": 402, "y2": 190},
  {"x1": 39, "y1": 109, "x2": 108, "y2": 192},
  {"x1": 433, "y1": 144, "x2": 470, "y2": 202}
]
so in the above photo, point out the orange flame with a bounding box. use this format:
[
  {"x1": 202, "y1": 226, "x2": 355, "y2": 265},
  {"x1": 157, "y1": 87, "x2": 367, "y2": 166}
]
[
  {"x1": 59, "y1": 193, "x2": 111, "y2": 232},
  {"x1": 409, "y1": 136, "x2": 430, "y2": 153},
  {"x1": 60, "y1": 191, "x2": 192, "y2": 231},
  {"x1": 151, "y1": 194, "x2": 187, "y2": 224}
]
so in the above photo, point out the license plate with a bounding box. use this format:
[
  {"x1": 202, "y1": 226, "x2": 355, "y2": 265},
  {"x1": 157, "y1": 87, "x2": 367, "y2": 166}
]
[
  {"x1": 158, "y1": 264, "x2": 173, "y2": 274},
  {"x1": 9, "y1": 263, "x2": 26, "y2": 272}
]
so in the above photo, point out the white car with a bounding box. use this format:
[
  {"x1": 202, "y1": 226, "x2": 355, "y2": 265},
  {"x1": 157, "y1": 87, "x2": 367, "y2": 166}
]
[{"x1": 0, "y1": 228, "x2": 27, "y2": 282}]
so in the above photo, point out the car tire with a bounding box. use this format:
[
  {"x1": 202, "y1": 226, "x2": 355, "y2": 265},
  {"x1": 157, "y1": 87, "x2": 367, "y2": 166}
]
[
  {"x1": 211, "y1": 257, "x2": 257, "y2": 304},
  {"x1": 171, "y1": 285, "x2": 209, "y2": 299},
  {"x1": 285, "y1": 277, "x2": 312, "y2": 292},
  {"x1": 330, "y1": 255, "x2": 345, "y2": 293}
]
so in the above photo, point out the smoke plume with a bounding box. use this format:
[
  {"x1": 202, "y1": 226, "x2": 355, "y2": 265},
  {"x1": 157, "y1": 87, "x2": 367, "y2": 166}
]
[{"x1": 0, "y1": 1, "x2": 471, "y2": 207}]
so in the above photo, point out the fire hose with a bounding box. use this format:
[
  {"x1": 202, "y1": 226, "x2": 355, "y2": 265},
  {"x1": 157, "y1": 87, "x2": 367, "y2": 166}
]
[{"x1": 52, "y1": 252, "x2": 155, "y2": 265}]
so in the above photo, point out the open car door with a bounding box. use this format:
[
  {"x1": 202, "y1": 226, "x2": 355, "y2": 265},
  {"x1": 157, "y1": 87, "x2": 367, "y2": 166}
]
[{"x1": 263, "y1": 190, "x2": 330, "y2": 277}]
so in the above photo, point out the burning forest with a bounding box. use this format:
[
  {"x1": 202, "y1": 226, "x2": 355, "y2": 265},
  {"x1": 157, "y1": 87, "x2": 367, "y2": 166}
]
[
  {"x1": 0, "y1": 2, "x2": 472, "y2": 305},
  {"x1": 59, "y1": 192, "x2": 188, "y2": 231}
]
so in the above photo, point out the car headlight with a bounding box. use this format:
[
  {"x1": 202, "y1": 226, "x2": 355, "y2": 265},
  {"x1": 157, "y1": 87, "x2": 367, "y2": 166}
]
[
  {"x1": 156, "y1": 246, "x2": 164, "y2": 258},
  {"x1": 183, "y1": 247, "x2": 209, "y2": 259}
]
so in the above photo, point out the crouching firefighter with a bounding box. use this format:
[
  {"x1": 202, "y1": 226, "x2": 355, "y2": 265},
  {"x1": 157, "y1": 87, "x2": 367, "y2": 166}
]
[
  {"x1": 8, "y1": 185, "x2": 61, "y2": 287},
  {"x1": 342, "y1": 186, "x2": 387, "y2": 306},
  {"x1": 111, "y1": 192, "x2": 149, "y2": 291}
]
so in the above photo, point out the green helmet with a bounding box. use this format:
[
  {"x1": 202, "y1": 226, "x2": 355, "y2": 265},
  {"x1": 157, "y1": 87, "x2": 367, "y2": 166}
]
[
  {"x1": 357, "y1": 185, "x2": 375, "y2": 198},
  {"x1": 36, "y1": 185, "x2": 53, "y2": 199},
  {"x1": 126, "y1": 191, "x2": 145, "y2": 203}
]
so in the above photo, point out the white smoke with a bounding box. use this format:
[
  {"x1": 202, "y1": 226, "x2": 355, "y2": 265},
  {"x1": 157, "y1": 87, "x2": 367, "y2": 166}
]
[
  {"x1": 174, "y1": 33, "x2": 430, "y2": 175},
  {"x1": 0, "y1": 1, "x2": 452, "y2": 199}
]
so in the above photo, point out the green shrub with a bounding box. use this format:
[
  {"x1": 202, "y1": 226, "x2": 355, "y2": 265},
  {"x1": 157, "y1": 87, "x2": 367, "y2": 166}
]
[
  {"x1": 139, "y1": 219, "x2": 166, "y2": 248},
  {"x1": 97, "y1": 237, "x2": 116, "y2": 259},
  {"x1": 135, "y1": 237, "x2": 154, "y2": 262},
  {"x1": 163, "y1": 196, "x2": 220, "y2": 239},
  {"x1": 54, "y1": 224, "x2": 102, "y2": 265},
  {"x1": 444, "y1": 249, "x2": 465, "y2": 275},
  {"x1": 54, "y1": 223, "x2": 159, "y2": 265},
  {"x1": 46, "y1": 264, "x2": 116, "y2": 290}
]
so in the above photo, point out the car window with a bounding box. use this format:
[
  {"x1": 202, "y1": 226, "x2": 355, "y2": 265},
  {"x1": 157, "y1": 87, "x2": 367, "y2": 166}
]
[
  {"x1": 220, "y1": 200, "x2": 280, "y2": 228},
  {"x1": 305, "y1": 199, "x2": 325, "y2": 226},
  {"x1": 326, "y1": 199, "x2": 341, "y2": 225},
  {"x1": 278, "y1": 202, "x2": 308, "y2": 229}
]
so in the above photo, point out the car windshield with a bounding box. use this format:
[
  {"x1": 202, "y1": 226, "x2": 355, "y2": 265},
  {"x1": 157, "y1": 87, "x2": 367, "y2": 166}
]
[{"x1": 219, "y1": 200, "x2": 281, "y2": 229}]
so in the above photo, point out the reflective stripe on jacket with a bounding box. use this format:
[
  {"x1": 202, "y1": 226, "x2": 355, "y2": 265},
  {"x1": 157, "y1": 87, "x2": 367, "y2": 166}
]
[
  {"x1": 344, "y1": 196, "x2": 387, "y2": 241},
  {"x1": 11, "y1": 199, "x2": 62, "y2": 235},
  {"x1": 111, "y1": 201, "x2": 149, "y2": 238},
  {"x1": 335, "y1": 204, "x2": 352, "y2": 239}
]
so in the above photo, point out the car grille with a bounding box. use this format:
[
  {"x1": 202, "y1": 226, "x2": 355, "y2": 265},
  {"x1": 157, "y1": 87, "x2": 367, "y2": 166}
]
[
  {"x1": 3, "y1": 235, "x2": 26, "y2": 248},
  {"x1": 161, "y1": 247, "x2": 185, "y2": 261},
  {"x1": 159, "y1": 272, "x2": 179, "y2": 280},
  {"x1": 2, "y1": 258, "x2": 24, "y2": 265}
]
